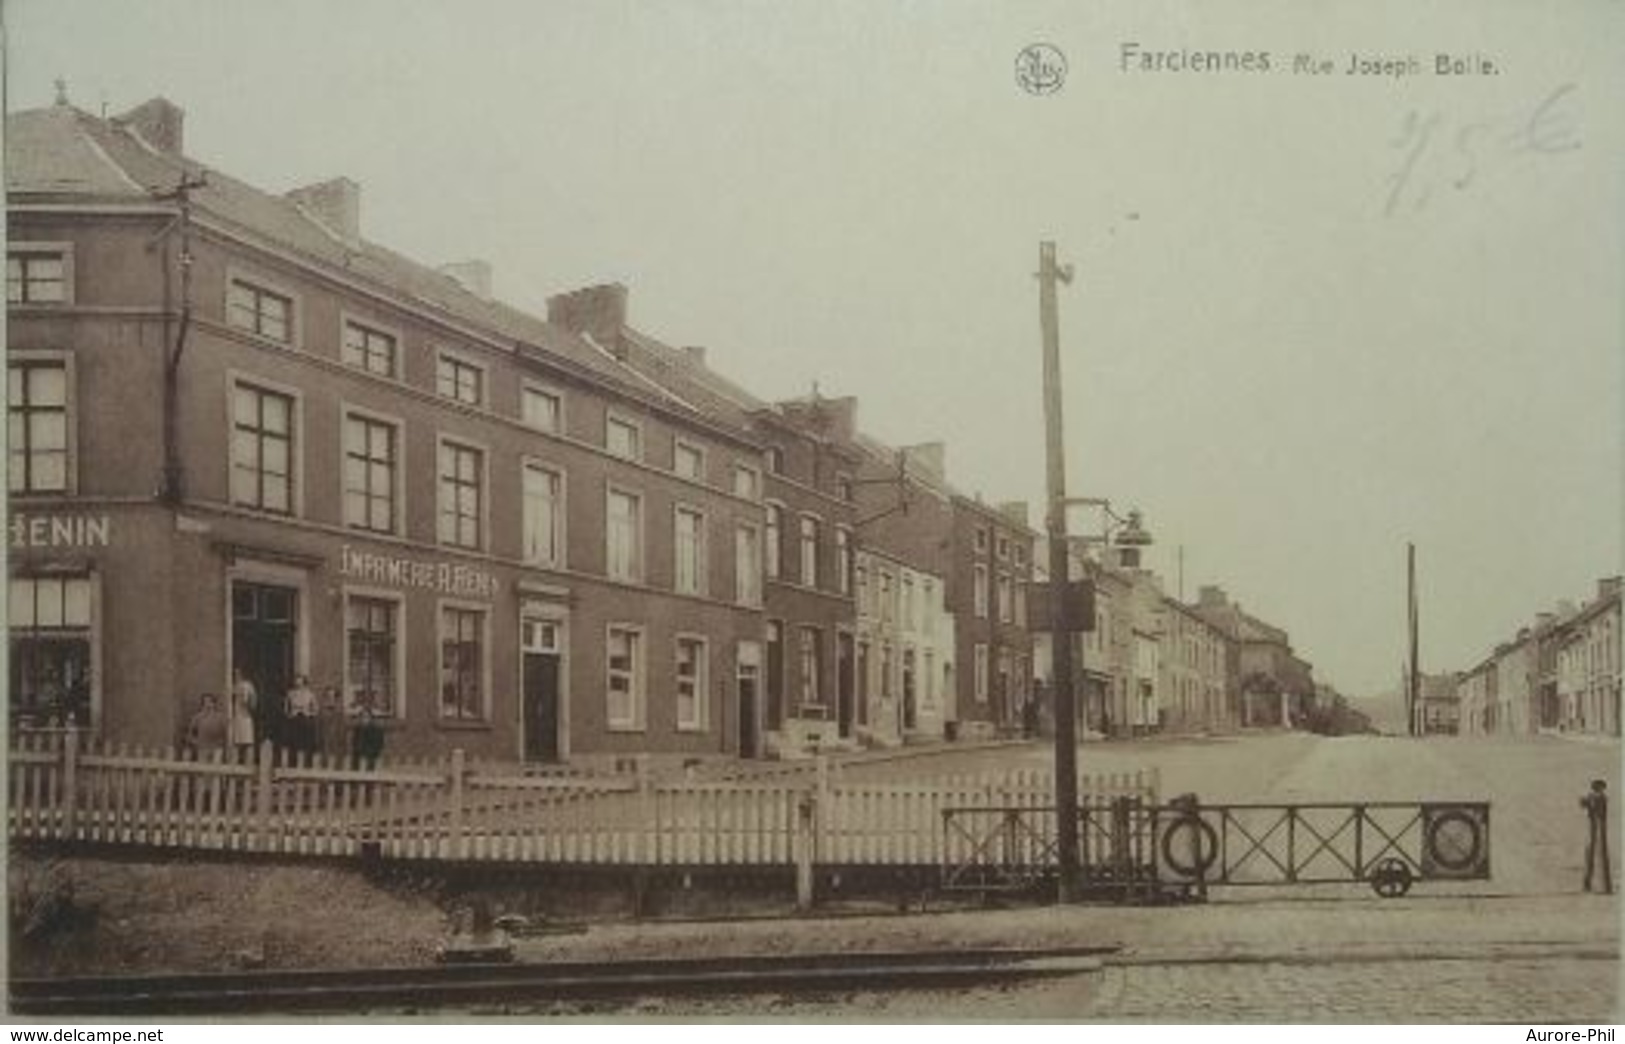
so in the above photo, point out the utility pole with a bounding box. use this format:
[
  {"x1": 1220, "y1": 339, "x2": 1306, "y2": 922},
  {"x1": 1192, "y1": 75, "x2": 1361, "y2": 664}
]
[
  {"x1": 1407, "y1": 543, "x2": 1419, "y2": 737},
  {"x1": 1039, "y1": 241, "x2": 1081, "y2": 902}
]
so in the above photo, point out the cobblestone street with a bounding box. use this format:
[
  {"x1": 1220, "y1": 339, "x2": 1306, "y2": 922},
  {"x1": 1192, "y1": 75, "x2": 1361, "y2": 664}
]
[{"x1": 511, "y1": 731, "x2": 1622, "y2": 1021}]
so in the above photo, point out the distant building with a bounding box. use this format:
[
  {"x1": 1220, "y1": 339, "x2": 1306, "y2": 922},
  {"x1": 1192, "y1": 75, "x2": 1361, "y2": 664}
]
[
  {"x1": 1412, "y1": 672, "x2": 1460, "y2": 735},
  {"x1": 1191, "y1": 586, "x2": 1315, "y2": 729},
  {"x1": 853, "y1": 546, "x2": 955, "y2": 745},
  {"x1": 1159, "y1": 595, "x2": 1233, "y2": 733},
  {"x1": 1556, "y1": 578, "x2": 1621, "y2": 737}
]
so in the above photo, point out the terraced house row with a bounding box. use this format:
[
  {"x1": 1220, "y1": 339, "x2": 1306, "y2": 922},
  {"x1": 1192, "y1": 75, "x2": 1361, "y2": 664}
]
[{"x1": 6, "y1": 95, "x2": 1043, "y2": 764}]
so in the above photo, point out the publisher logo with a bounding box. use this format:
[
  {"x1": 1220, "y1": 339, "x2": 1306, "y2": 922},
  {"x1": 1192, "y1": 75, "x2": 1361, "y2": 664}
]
[{"x1": 1016, "y1": 44, "x2": 1068, "y2": 95}]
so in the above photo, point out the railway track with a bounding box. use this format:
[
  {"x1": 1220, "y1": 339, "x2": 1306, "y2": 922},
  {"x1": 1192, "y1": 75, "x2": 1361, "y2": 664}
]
[{"x1": 10, "y1": 944, "x2": 1117, "y2": 1016}]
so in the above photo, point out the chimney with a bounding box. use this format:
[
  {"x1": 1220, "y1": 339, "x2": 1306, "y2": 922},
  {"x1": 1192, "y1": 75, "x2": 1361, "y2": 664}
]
[
  {"x1": 997, "y1": 501, "x2": 1030, "y2": 527},
  {"x1": 287, "y1": 177, "x2": 361, "y2": 245},
  {"x1": 901, "y1": 442, "x2": 946, "y2": 479},
  {"x1": 682, "y1": 346, "x2": 707, "y2": 366},
  {"x1": 115, "y1": 97, "x2": 185, "y2": 155},
  {"x1": 820, "y1": 396, "x2": 858, "y2": 442},
  {"x1": 548, "y1": 284, "x2": 629, "y2": 357},
  {"x1": 439, "y1": 260, "x2": 492, "y2": 300},
  {"x1": 1598, "y1": 577, "x2": 1622, "y2": 602},
  {"x1": 1197, "y1": 585, "x2": 1227, "y2": 608}
]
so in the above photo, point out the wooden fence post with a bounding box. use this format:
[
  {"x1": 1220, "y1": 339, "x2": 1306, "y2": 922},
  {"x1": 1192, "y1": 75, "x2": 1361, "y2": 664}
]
[
  {"x1": 794, "y1": 790, "x2": 816, "y2": 911},
  {"x1": 61, "y1": 729, "x2": 80, "y2": 841},
  {"x1": 256, "y1": 739, "x2": 275, "y2": 853},
  {"x1": 814, "y1": 754, "x2": 830, "y2": 865},
  {"x1": 635, "y1": 759, "x2": 654, "y2": 866},
  {"x1": 449, "y1": 748, "x2": 466, "y2": 861}
]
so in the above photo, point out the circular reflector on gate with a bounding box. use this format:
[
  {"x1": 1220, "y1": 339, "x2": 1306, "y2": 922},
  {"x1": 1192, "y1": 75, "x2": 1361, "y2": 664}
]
[
  {"x1": 1159, "y1": 813, "x2": 1219, "y2": 879},
  {"x1": 1423, "y1": 806, "x2": 1486, "y2": 876}
]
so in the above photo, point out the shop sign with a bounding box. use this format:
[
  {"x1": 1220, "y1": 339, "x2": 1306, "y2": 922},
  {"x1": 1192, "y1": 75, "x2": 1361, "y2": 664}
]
[
  {"x1": 10, "y1": 513, "x2": 111, "y2": 550},
  {"x1": 338, "y1": 544, "x2": 499, "y2": 600}
]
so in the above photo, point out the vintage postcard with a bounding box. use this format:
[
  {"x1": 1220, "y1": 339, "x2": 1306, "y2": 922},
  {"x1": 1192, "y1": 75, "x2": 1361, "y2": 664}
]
[{"x1": 2, "y1": 0, "x2": 1620, "y2": 1026}]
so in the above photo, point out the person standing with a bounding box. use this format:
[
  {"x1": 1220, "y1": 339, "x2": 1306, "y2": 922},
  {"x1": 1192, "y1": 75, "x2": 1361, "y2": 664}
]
[
  {"x1": 1582, "y1": 779, "x2": 1612, "y2": 894},
  {"x1": 285, "y1": 674, "x2": 319, "y2": 757},
  {"x1": 229, "y1": 668, "x2": 258, "y2": 760},
  {"x1": 317, "y1": 686, "x2": 348, "y2": 763},
  {"x1": 186, "y1": 693, "x2": 229, "y2": 757}
]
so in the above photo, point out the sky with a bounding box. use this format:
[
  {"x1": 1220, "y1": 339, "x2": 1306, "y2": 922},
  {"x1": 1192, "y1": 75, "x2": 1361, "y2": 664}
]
[{"x1": 6, "y1": 0, "x2": 1621, "y2": 700}]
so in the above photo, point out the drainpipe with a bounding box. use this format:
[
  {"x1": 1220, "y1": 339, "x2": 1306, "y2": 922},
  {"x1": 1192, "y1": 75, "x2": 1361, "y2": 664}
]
[{"x1": 154, "y1": 173, "x2": 206, "y2": 506}]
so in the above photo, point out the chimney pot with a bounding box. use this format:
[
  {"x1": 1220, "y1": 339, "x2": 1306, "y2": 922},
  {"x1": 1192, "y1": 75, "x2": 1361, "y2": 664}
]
[
  {"x1": 287, "y1": 177, "x2": 361, "y2": 245},
  {"x1": 548, "y1": 284, "x2": 629, "y2": 357},
  {"x1": 439, "y1": 260, "x2": 493, "y2": 300},
  {"x1": 115, "y1": 97, "x2": 185, "y2": 155},
  {"x1": 682, "y1": 345, "x2": 707, "y2": 366}
]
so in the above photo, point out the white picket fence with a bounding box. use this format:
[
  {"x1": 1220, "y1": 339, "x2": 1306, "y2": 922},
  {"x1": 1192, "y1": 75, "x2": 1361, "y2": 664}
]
[{"x1": 7, "y1": 731, "x2": 1159, "y2": 869}]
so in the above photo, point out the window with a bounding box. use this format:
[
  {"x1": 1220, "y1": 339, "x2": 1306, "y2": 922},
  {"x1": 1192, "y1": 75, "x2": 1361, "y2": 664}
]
[
  {"x1": 735, "y1": 525, "x2": 762, "y2": 605},
  {"x1": 607, "y1": 626, "x2": 644, "y2": 729},
  {"x1": 231, "y1": 382, "x2": 295, "y2": 514},
  {"x1": 880, "y1": 643, "x2": 894, "y2": 700},
  {"x1": 437, "y1": 440, "x2": 484, "y2": 548},
  {"x1": 9, "y1": 575, "x2": 93, "y2": 728},
  {"x1": 606, "y1": 415, "x2": 641, "y2": 461},
  {"x1": 766, "y1": 621, "x2": 785, "y2": 729},
  {"x1": 1014, "y1": 544, "x2": 1027, "y2": 568},
  {"x1": 1015, "y1": 584, "x2": 1027, "y2": 628},
  {"x1": 923, "y1": 651, "x2": 936, "y2": 706},
  {"x1": 997, "y1": 535, "x2": 1010, "y2": 560},
  {"x1": 346, "y1": 596, "x2": 398, "y2": 716},
  {"x1": 974, "y1": 527, "x2": 990, "y2": 554},
  {"x1": 765, "y1": 503, "x2": 784, "y2": 580},
  {"x1": 343, "y1": 413, "x2": 397, "y2": 533},
  {"x1": 439, "y1": 606, "x2": 486, "y2": 721},
  {"x1": 837, "y1": 475, "x2": 854, "y2": 502},
  {"x1": 902, "y1": 575, "x2": 916, "y2": 630},
  {"x1": 676, "y1": 636, "x2": 707, "y2": 731},
  {"x1": 975, "y1": 644, "x2": 990, "y2": 702},
  {"x1": 675, "y1": 506, "x2": 706, "y2": 595},
  {"x1": 923, "y1": 579, "x2": 936, "y2": 636},
  {"x1": 973, "y1": 564, "x2": 989, "y2": 618},
  {"x1": 835, "y1": 528, "x2": 853, "y2": 596},
  {"x1": 880, "y1": 571, "x2": 893, "y2": 623},
  {"x1": 855, "y1": 565, "x2": 869, "y2": 616},
  {"x1": 767, "y1": 446, "x2": 785, "y2": 475},
  {"x1": 799, "y1": 516, "x2": 820, "y2": 587},
  {"x1": 733, "y1": 464, "x2": 760, "y2": 501},
  {"x1": 606, "y1": 488, "x2": 643, "y2": 582},
  {"x1": 522, "y1": 463, "x2": 565, "y2": 567},
  {"x1": 522, "y1": 386, "x2": 562, "y2": 432},
  {"x1": 8, "y1": 361, "x2": 69, "y2": 494},
  {"x1": 674, "y1": 441, "x2": 705, "y2": 481},
  {"x1": 436, "y1": 353, "x2": 484, "y2": 406},
  {"x1": 7, "y1": 247, "x2": 69, "y2": 304},
  {"x1": 228, "y1": 277, "x2": 293, "y2": 344},
  {"x1": 798, "y1": 627, "x2": 822, "y2": 709},
  {"x1": 998, "y1": 574, "x2": 1013, "y2": 623},
  {"x1": 342, "y1": 319, "x2": 398, "y2": 377},
  {"x1": 998, "y1": 648, "x2": 1012, "y2": 705}
]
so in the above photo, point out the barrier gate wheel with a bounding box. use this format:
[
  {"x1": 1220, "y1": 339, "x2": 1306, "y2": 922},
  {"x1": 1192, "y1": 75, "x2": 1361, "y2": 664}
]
[
  {"x1": 1369, "y1": 857, "x2": 1414, "y2": 898},
  {"x1": 1159, "y1": 813, "x2": 1219, "y2": 879}
]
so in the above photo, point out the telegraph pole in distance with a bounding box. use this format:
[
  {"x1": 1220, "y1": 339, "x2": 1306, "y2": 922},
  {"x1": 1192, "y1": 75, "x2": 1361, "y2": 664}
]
[{"x1": 1039, "y1": 241, "x2": 1081, "y2": 902}]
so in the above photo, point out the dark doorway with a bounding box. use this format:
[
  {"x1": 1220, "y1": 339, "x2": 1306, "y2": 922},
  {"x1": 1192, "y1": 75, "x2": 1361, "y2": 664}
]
[
  {"x1": 738, "y1": 645, "x2": 761, "y2": 759},
  {"x1": 836, "y1": 632, "x2": 855, "y2": 738},
  {"x1": 522, "y1": 618, "x2": 562, "y2": 762},
  {"x1": 231, "y1": 581, "x2": 297, "y2": 750}
]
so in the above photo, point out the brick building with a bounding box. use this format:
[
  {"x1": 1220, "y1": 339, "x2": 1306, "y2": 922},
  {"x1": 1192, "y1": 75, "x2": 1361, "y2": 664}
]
[{"x1": 7, "y1": 97, "x2": 769, "y2": 763}]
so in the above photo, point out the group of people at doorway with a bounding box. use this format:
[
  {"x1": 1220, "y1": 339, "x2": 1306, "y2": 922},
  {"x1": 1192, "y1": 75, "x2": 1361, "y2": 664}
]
[{"x1": 184, "y1": 670, "x2": 387, "y2": 767}]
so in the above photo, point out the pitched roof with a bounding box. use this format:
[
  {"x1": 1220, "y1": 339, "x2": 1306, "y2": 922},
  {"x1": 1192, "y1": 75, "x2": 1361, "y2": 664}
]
[{"x1": 6, "y1": 102, "x2": 710, "y2": 412}]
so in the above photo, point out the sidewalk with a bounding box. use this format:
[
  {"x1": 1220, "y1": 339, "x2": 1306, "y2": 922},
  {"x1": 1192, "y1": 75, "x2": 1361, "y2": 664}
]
[{"x1": 516, "y1": 890, "x2": 1619, "y2": 968}]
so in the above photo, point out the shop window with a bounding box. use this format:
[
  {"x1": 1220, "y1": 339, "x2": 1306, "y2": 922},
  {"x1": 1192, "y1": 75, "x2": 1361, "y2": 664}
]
[
  {"x1": 439, "y1": 605, "x2": 486, "y2": 721},
  {"x1": 9, "y1": 575, "x2": 93, "y2": 728},
  {"x1": 346, "y1": 596, "x2": 398, "y2": 716}
]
